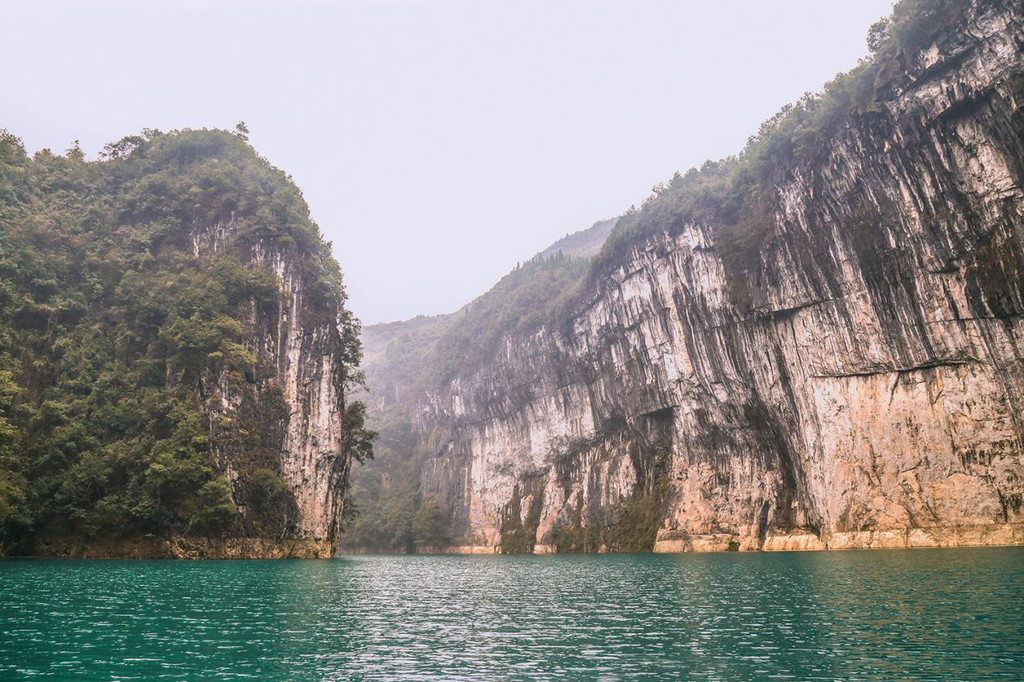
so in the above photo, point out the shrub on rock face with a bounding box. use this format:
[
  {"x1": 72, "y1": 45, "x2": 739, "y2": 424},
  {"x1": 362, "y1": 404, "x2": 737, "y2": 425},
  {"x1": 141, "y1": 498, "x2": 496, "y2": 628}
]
[
  {"x1": 243, "y1": 468, "x2": 297, "y2": 539},
  {"x1": 190, "y1": 478, "x2": 238, "y2": 535},
  {"x1": 412, "y1": 498, "x2": 448, "y2": 550}
]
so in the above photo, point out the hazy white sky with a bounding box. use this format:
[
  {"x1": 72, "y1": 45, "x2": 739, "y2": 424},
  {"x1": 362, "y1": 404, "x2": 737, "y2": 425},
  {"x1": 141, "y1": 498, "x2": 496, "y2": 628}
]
[{"x1": 4, "y1": 0, "x2": 894, "y2": 324}]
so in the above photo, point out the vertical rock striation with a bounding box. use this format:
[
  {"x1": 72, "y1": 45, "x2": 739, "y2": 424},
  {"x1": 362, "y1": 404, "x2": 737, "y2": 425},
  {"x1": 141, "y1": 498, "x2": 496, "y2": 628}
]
[
  {"x1": 191, "y1": 222, "x2": 357, "y2": 555},
  {"x1": 411, "y1": 0, "x2": 1024, "y2": 552}
]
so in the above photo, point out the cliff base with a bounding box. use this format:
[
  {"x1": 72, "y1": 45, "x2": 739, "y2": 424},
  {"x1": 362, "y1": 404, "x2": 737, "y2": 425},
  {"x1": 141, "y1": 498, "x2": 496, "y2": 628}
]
[
  {"x1": 654, "y1": 524, "x2": 1024, "y2": 553},
  {"x1": 21, "y1": 536, "x2": 336, "y2": 559}
]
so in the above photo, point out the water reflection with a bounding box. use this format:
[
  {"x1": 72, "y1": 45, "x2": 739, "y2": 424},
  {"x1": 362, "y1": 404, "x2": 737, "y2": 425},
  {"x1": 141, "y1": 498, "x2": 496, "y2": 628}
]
[{"x1": 0, "y1": 548, "x2": 1021, "y2": 680}]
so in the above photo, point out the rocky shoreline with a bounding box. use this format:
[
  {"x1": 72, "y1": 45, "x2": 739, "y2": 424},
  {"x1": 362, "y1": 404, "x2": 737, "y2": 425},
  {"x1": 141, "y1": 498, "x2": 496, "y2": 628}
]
[
  {"x1": 15, "y1": 536, "x2": 336, "y2": 560},
  {"x1": 410, "y1": 524, "x2": 1024, "y2": 555}
]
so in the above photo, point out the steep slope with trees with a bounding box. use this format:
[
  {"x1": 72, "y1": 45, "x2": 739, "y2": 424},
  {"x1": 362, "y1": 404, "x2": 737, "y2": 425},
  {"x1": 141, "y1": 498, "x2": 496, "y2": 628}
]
[{"x1": 0, "y1": 128, "x2": 373, "y2": 557}]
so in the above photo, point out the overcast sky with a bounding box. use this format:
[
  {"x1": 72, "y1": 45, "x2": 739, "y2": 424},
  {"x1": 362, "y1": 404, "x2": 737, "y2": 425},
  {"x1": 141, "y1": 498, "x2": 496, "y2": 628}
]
[{"x1": 4, "y1": 0, "x2": 894, "y2": 324}]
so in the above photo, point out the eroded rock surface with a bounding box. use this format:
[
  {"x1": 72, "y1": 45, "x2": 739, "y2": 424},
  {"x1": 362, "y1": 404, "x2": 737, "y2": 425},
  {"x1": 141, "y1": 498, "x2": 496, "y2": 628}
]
[
  {"x1": 191, "y1": 223, "x2": 355, "y2": 549},
  {"x1": 403, "y1": 0, "x2": 1024, "y2": 552}
]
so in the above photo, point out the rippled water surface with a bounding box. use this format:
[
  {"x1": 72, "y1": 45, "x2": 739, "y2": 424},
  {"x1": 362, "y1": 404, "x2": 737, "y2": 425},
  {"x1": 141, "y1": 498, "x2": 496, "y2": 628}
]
[{"x1": 1, "y1": 548, "x2": 1023, "y2": 680}]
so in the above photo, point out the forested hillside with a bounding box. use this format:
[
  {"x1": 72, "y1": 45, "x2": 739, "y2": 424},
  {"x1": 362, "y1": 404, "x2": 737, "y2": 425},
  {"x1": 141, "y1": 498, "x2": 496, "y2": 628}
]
[{"x1": 0, "y1": 128, "x2": 372, "y2": 557}]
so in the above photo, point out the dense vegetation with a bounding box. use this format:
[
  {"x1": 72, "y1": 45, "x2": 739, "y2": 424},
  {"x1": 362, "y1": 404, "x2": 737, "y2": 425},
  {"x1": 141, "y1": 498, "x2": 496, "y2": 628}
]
[
  {"x1": 341, "y1": 405, "x2": 446, "y2": 552},
  {"x1": 0, "y1": 127, "x2": 368, "y2": 555},
  {"x1": 359, "y1": 227, "x2": 612, "y2": 396}
]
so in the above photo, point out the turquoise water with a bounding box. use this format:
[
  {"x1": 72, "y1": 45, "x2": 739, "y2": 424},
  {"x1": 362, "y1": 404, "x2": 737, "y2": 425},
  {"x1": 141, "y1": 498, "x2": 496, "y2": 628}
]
[{"x1": 1, "y1": 548, "x2": 1022, "y2": 680}]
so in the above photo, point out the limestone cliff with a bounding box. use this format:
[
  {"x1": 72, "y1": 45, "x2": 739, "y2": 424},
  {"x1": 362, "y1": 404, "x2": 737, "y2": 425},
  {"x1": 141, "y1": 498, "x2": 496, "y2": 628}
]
[
  {"x1": 190, "y1": 220, "x2": 359, "y2": 554},
  {"x1": 369, "y1": 0, "x2": 1024, "y2": 553}
]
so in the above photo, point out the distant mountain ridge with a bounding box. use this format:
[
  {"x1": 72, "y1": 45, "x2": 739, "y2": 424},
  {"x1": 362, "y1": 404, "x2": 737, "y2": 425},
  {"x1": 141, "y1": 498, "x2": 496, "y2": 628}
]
[{"x1": 537, "y1": 218, "x2": 616, "y2": 260}]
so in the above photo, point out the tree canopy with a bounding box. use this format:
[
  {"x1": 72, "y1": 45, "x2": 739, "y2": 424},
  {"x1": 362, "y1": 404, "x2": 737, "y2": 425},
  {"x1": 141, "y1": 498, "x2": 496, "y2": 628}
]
[{"x1": 0, "y1": 127, "x2": 364, "y2": 555}]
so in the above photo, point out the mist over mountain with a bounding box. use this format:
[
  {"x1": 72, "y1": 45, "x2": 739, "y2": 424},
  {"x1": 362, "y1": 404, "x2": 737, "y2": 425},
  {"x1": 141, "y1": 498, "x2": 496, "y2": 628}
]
[{"x1": 347, "y1": 0, "x2": 1024, "y2": 555}]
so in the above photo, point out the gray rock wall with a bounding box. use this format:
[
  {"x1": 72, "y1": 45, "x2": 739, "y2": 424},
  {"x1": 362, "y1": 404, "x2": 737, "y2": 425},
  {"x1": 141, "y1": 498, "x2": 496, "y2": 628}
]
[{"x1": 191, "y1": 223, "x2": 353, "y2": 549}]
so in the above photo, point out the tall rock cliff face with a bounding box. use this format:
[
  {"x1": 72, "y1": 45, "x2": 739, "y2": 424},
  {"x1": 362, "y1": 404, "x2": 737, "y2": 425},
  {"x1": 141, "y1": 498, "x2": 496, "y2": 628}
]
[
  {"x1": 190, "y1": 223, "x2": 356, "y2": 553},
  {"x1": 407, "y1": 0, "x2": 1024, "y2": 552}
]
